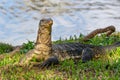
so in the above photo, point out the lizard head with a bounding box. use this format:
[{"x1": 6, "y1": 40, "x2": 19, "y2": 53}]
[{"x1": 39, "y1": 18, "x2": 53, "y2": 27}]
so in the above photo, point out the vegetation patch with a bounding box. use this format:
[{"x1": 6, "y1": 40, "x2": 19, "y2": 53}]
[
  {"x1": 20, "y1": 41, "x2": 35, "y2": 54},
  {"x1": 0, "y1": 42, "x2": 13, "y2": 54}
]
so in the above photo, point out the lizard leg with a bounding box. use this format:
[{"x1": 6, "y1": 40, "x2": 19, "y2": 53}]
[
  {"x1": 40, "y1": 56, "x2": 59, "y2": 68},
  {"x1": 82, "y1": 47, "x2": 95, "y2": 63},
  {"x1": 19, "y1": 49, "x2": 36, "y2": 65}
]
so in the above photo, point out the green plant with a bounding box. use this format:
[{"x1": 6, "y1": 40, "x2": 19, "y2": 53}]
[
  {"x1": 0, "y1": 42, "x2": 13, "y2": 54},
  {"x1": 20, "y1": 41, "x2": 35, "y2": 53}
]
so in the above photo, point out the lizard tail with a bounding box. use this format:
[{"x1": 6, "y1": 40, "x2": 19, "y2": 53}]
[
  {"x1": 112, "y1": 41, "x2": 120, "y2": 46},
  {"x1": 103, "y1": 41, "x2": 120, "y2": 52}
]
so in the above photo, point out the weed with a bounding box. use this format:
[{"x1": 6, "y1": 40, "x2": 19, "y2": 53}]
[
  {"x1": 20, "y1": 41, "x2": 35, "y2": 54},
  {"x1": 0, "y1": 42, "x2": 13, "y2": 54}
]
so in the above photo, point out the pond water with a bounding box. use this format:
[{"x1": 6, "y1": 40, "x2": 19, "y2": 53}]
[{"x1": 0, "y1": 0, "x2": 120, "y2": 46}]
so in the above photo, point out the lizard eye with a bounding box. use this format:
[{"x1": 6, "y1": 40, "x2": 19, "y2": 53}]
[
  {"x1": 40, "y1": 19, "x2": 45, "y2": 22},
  {"x1": 39, "y1": 18, "x2": 53, "y2": 26},
  {"x1": 40, "y1": 19, "x2": 46, "y2": 26}
]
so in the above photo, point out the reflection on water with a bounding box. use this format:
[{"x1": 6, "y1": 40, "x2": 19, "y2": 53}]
[{"x1": 0, "y1": 0, "x2": 120, "y2": 45}]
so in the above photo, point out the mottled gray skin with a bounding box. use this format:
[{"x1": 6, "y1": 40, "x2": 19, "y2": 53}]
[
  {"x1": 19, "y1": 18, "x2": 120, "y2": 67},
  {"x1": 53, "y1": 41, "x2": 120, "y2": 61},
  {"x1": 52, "y1": 43, "x2": 94, "y2": 61}
]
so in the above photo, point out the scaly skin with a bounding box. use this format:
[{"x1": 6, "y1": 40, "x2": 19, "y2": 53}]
[
  {"x1": 19, "y1": 18, "x2": 53, "y2": 65},
  {"x1": 19, "y1": 18, "x2": 120, "y2": 67}
]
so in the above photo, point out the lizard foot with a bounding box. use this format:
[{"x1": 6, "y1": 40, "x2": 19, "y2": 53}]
[
  {"x1": 82, "y1": 47, "x2": 94, "y2": 63},
  {"x1": 39, "y1": 56, "x2": 59, "y2": 69}
]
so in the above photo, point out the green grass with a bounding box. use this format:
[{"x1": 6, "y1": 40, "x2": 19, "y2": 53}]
[
  {"x1": 0, "y1": 42, "x2": 13, "y2": 54},
  {"x1": 0, "y1": 33, "x2": 120, "y2": 80},
  {"x1": 53, "y1": 33, "x2": 120, "y2": 46}
]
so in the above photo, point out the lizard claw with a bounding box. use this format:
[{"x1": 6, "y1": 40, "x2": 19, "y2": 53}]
[{"x1": 39, "y1": 56, "x2": 59, "y2": 69}]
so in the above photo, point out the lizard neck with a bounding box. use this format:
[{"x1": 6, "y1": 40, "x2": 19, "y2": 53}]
[
  {"x1": 36, "y1": 25, "x2": 52, "y2": 45},
  {"x1": 34, "y1": 19, "x2": 53, "y2": 60}
]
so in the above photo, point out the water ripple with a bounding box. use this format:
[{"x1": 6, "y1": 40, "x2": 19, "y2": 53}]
[{"x1": 0, "y1": 0, "x2": 120, "y2": 45}]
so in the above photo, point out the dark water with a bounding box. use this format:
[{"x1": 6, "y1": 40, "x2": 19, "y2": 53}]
[{"x1": 0, "y1": 0, "x2": 120, "y2": 46}]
